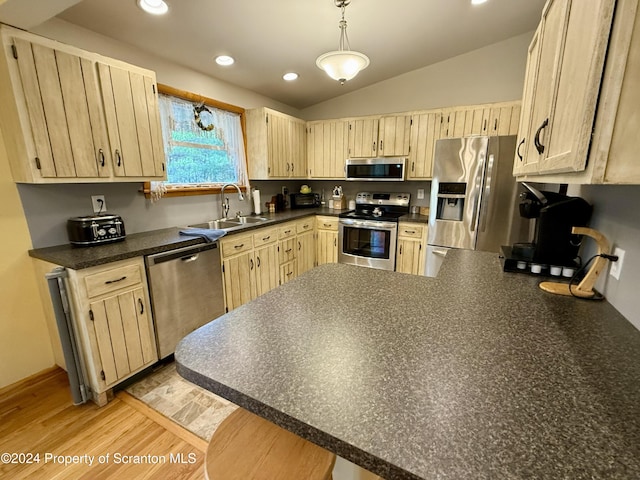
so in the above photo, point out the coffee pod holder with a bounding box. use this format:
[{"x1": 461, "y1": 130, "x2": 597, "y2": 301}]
[{"x1": 539, "y1": 227, "x2": 611, "y2": 299}]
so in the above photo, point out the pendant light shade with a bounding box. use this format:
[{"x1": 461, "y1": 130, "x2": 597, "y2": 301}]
[
  {"x1": 316, "y1": 50, "x2": 370, "y2": 84},
  {"x1": 316, "y1": 0, "x2": 369, "y2": 84}
]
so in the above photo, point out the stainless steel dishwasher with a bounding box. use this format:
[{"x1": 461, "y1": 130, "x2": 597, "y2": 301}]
[{"x1": 145, "y1": 243, "x2": 225, "y2": 359}]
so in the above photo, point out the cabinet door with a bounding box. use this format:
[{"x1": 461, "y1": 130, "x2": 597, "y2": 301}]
[
  {"x1": 99, "y1": 63, "x2": 165, "y2": 178},
  {"x1": 379, "y1": 115, "x2": 411, "y2": 156},
  {"x1": 278, "y1": 237, "x2": 296, "y2": 264},
  {"x1": 12, "y1": 40, "x2": 107, "y2": 178},
  {"x1": 408, "y1": 112, "x2": 438, "y2": 180},
  {"x1": 541, "y1": 0, "x2": 615, "y2": 173},
  {"x1": 523, "y1": 0, "x2": 571, "y2": 171},
  {"x1": 316, "y1": 230, "x2": 338, "y2": 265},
  {"x1": 297, "y1": 230, "x2": 315, "y2": 275},
  {"x1": 348, "y1": 118, "x2": 379, "y2": 157},
  {"x1": 254, "y1": 244, "x2": 279, "y2": 297},
  {"x1": 279, "y1": 261, "x2": 297, "y2": 285},
  {"x1": 89, "y1": 287, "x2": 156, "y2": 387},
  {"x1": 396, "y1": 238, "x2": 424, "y2": 275},
  {"x1": 513, "y1": 26, "x2": 543, "y2": 176},
  {"x1": 267, "y1": 112, "x2": 289, "y2": 177},
  {"x1": 290, "y1": 118, "x2": 307, "y2": 178},
  {"x1": 222, "y1": 251, "x2": 256, "y2": 311},
  {"x1": 307, "y1": 120, "x2": 349, "y2": 178}
]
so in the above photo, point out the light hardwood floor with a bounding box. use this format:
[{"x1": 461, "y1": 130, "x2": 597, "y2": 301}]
[{"x1": 0, "y1": 368, "x2": 205, "y2": 479}]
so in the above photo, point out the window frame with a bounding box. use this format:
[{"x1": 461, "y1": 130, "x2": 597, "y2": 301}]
[{"x1": 142, "y1": 84, "x2": 248, "y2": 198}]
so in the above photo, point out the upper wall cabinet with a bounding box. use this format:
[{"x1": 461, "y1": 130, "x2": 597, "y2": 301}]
[
  {"x1": 347, "y1": 114, "x2": 410, "y2": 158},
  {"x1": 246, "y1": 107, "x2": 307, "y2": 180},
  {"x1": 0, "y1": 26, "x2": 166, "y2": 183},
  {"x1": 307, "y1": 119, "x2": 349, "y2": 179},
  {"x1": 513, "y1": 0, "x2": 640, "y2": 184}
]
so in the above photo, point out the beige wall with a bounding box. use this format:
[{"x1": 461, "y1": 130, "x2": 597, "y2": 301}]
[
  {"x1": 0, "y1": 128, "x2": 54, "y2": 389},
  {"x1": 301, "y1": 31, "x2": 533, "y2": 120}
]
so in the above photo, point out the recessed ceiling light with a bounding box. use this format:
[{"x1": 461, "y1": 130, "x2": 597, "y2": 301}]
[
  {"x1": 215, "y1": 55, "x2": 235, "y2": 66},
  {"x1": 471, "y1": 0, "x2": 488, "y2": 4},
  {"x1": 137, "y1": 0, "x2": 169, "y2": 15},
  {"x1": 283, "y1": 72, "x2": 299, "y2": 81}
]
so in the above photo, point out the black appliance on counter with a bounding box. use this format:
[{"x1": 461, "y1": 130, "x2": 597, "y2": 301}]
[
  {"x1": 67, "y1": 214, "x2": 126, "y2": 246},
  {"x1": 290, "y1": 192, "x2": 320, "y2": 209},
  {"x1": 501, "y1": 183, "x2": 592, "y2": 271}
]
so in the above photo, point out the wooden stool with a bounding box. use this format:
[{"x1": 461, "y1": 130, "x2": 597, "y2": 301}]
[{"x1": 205, "y1": 407, "x2": 336, "y2": 480}]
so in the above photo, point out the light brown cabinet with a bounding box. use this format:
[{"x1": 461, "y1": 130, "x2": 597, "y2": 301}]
[
  {"x1": 316, "y1": 216, "x2": 339, "y2": 266},
  {"x1": 65, "y1": 258, "x2": 157, "y2": 405},
  {"x1": 348, "y1": 114, "x2": 410, "y2": 158},
  {"x1": 246, "y1": 107, "x2": 307, "y2": 179},
  {"x1": 306, "y1": 119, "x2": 349, "y2": 178},
  {"x1": 395, "y1": 222, "x2": 428, "y2": 275},
  {"x1": 513, "y1": 0, "x2": 629, "y2": 182},
  {"x1": 296, "y1": 219, "x2": 316, "y2": 275},
  {"x1": 0, "y1": 25, "x2": 166, "y2": 183}
]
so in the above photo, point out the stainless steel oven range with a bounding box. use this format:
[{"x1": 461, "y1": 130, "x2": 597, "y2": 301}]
[{"x1": 338, "y1": 192, "x2": 410, "y2": 271}]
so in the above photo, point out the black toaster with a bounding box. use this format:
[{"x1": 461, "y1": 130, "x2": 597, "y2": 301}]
[{"x1": 67, "y1": 214, "x2": 126, "y2": 246}]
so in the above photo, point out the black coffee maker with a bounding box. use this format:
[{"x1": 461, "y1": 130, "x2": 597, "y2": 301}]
[{"x1": 505, "y1": 183, "x2": 592, "y2": 267}]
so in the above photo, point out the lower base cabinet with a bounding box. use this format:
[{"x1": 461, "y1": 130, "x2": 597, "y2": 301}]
[
  {"x1": 315, "y1": 216, "x2": 338, "y2": 265},
  {"x1": 396, "y1": 222, "x2": 428, "y2": 275},
  {"x1": 66, "y1": 257, "x2": 157, "y2": 405}
]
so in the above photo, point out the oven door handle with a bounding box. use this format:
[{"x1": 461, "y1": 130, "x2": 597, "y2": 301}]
[{"x1": 339, "y1": 219, "x2": 397, "y2": 230}]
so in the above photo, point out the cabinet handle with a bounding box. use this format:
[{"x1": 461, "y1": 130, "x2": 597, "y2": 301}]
[
  {"x1": 534, "y1": 118, "x2": 549, "y2": 154},
  {"x1": 494, "y1": 118, "x2": 498, "y2": 131},
  {"x1": 517, "y1": 138, "x2": 525, "y2": 161},
  {"x1": 405, "y1": 230, "x2": 416, "y2": 234},
  {"x1": 379, "y1": 140, "x2": 383, "y2": 152},
  {"x1": 291, "y1": 163, "x2": 294, "y2": 173},
  {"x1": 284, "y1": 229, "x2": 291, "y2": 234},
  {"x1": 257, "y1": 256, "x2": 261, "y2": 267},
  {"x1": 98, "y1": 148, "x2": 105, "y2": 167},
  {"x1": 262, "y1": 235, "x2": 271, "y2": 241},
  {"x1": 138, "y1": 298, "x2": 144, "y2": 315},
  {"x1": 334, "y1": 238, "x2": 337, "y2": 247},
  {"x1": 411, "y1": 161, "x2": 415, "y2": 172},
  {"x1": 399, "y1": 246, "x2": 403, "y2": 255},
  {"x1": 250, "y1": 258, "x2": 254, "y2": 270},
  {"x1": 324, "y1": 223, "x2": 332, "y2": 227},
  {"x1": 105, "y1": 276, "x2": 126, "y2": 285},
  {"x1": 286, "y1": 163, "x2": 290, "y2": 172},
  {"x1": 234, "y1": 243, "x2": 245, "y2": 249},
  {"x1": 483, "y1": 119, "x2": 487, "y2": 131},
  {"x1": 286, "y1": 271, "x2": 293, "y2": 277},
  {"x1": 298, "y1": 241, "x2": 301, "y2": 251},
  {"x1": 115, "y1": 149, "x2": 122, "y2": 167},
  {"x1": 372, "y1": 141, "x2": 376, "y2": 153},
  {"x1": 285, "y1": 248, "x2": 292, "y2": 253}
]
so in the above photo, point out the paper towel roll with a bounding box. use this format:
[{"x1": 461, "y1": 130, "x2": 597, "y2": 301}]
[{"x1": 253, "y1": 190, "x2": 262, "y2": 214}]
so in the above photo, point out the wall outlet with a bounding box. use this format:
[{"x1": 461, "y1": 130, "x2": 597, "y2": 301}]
[
  {"x1": 282, "y1": 186, "x2": 289, "y2": 197},
  {"x1": 91, "y1": 195, "x2": 106, "y2": 214},
  {"x1": 417, "y1": 188, "x2": 425, "y2": 200},
  {"x1": 609, "y1": 247, "x2": 625, "y2": 280}
]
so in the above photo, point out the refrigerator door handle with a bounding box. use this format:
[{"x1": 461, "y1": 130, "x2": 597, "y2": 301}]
[
  {"x1": 470, "y1": 155, "x2": 486, "y2": 232},
  {"x1": 479, "y1": 154, "x2": 495, "y2": 232}
]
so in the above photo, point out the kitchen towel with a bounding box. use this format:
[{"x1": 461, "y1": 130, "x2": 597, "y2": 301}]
[{"x1": 179, "y1": 228, "x2": 227, "y2": 243}]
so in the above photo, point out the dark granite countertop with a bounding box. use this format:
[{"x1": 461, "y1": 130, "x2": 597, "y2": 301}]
[
  {"x1": 176, "y1": 250, "x2": 640, "y2": 479},
  {"x1": 28, "y1": 208, "x2": 338, "y2": 269}
]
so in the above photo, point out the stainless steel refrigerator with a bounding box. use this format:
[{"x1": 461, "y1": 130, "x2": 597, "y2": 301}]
[{"x1": 426, "y1": 135, "x2": 524, "y2": 276}]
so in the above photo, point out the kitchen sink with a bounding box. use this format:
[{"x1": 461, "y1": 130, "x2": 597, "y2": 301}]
[
  {"x1": 189, "y1": 220, "x2": 242, "y2": 230},
  {"x1": 231, "y1": 216, "x2": 269, "y2": 224}
]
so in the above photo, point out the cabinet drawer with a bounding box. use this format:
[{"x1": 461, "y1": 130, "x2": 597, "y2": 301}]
[
  {"x1": 84, "y1": 263, "x2": 142, "y2": 298},
  {"x1": 296, "y1": 218, "x2": 314, "y2": 234},
  {"x1": 278, "y1": 223, "x2": 296, "y2": 239},
  {"x1": 278, "y1": 238, "x2": 296, "y2": 263},
  {"x1": 316, "y1": 216, "x2": 338, "y2": 230},
  {"x1": 220, "y1": 234, "x2": 253, "y2": 257},
  {"x1": 398, "y1": 223, "x2": 425, "y2": 239},
  {"x1": 253, "y1": 227, "x2": 278, "y2": 247}
]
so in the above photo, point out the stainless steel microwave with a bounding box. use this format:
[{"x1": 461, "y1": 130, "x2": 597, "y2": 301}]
[{"x1": 345, "y1": 158, "x2": 406, "y2": 181}]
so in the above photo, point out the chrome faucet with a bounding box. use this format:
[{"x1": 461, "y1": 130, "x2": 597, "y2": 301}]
[{"x1": 221, "y1": 183, "x2": 244, "y2": 219}]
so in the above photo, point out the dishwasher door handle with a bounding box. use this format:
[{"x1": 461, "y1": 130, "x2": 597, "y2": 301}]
[
  {"x1": 145, "y1": 243, "x2": 216, "y2": 266},
  {"x1": 181, "y1": 254, "x2": 199, "y2": 263}
]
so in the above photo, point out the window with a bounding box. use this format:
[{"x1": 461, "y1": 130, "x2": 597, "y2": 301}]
[{"x1": 145, "y1": 85, "x2": 248, "y2": 199}]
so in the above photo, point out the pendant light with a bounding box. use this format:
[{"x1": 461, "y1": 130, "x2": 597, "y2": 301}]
[{"x1": 316, "y1": 0, "x2": 370, "y2": 85}]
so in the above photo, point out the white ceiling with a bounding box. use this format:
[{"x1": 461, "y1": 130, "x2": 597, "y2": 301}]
[{"x1": 1, "y1": 0, "x2": 547, "y2": 110}]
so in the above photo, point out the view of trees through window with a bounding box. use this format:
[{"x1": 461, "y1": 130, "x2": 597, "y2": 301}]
[{"x1": 158, "y1": 93, "x2": 245, "y2": 186}]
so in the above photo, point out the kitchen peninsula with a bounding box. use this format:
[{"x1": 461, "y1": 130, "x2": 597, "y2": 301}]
[{"x1": 176, "y1": 250, "x2": 640, "y2": 479}]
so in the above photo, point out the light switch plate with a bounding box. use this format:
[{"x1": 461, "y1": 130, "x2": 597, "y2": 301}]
[{"x1": 417, "y1": 188, "x2": 425, "y2": 200}]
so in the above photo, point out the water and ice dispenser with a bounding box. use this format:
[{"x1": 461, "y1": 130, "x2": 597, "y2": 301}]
[{"x1": 435, "y1": 183, "x2": 466, "y2": 221}]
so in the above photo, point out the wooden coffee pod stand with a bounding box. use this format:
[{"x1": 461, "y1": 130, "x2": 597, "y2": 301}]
[{"x1": 539, "y1": 227, "x2": 610, "y2": 299}]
